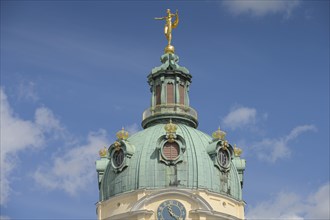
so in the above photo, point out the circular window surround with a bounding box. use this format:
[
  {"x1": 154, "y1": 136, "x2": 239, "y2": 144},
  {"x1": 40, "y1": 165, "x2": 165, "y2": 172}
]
[
  {"x1": 217, "y1": 148, "x2": 231, "y2": 170},
  {"x1": 157, "y1": 135, "x2": 186, "y2": 165},
  {"x1": 111, "y1": 148, "x2": 125, "y2": 169},
  {"x1": 161, "y1": 141, "x2": 180, "y2": 161}
]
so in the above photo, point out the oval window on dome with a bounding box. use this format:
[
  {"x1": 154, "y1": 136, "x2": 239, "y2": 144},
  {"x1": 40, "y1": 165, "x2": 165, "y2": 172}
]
[
  {"x1": 163, "y1": 141, "x2": 180, "y2": 160},
  {"x1": 113, "y1": 149, "x2": 125, "y2": 168}
]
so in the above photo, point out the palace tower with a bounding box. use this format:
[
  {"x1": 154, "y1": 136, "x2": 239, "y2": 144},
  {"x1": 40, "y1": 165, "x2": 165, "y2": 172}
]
[{"x1": 95, "y1": 10, "x2": 246, "y2": 220}]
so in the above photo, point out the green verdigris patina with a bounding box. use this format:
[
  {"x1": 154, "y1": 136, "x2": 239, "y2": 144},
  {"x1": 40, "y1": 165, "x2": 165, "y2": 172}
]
[
  {"x1": 151, "y1": 53, "x2": 189, "y2": 75},
  {"x1": 100, "y1": 123, "x2": 245, "y2": 201},
  {"x1": 96, "y1": 52, "x2": 246, "y2": 203}
]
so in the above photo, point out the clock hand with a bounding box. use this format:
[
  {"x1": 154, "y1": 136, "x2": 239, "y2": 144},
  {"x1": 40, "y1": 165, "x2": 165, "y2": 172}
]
[
  {"x1": 167, "y1": 205, "x2": 175, "y2": 216},
  {"x1": 167, "y1": 205, "x2": 179, "y2": 220}
]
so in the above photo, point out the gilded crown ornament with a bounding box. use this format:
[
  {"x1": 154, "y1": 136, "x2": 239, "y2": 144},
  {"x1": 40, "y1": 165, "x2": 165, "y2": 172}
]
[
  {"x1": 164, "y1": 119, "x2": 178, "y2": 142},
  {"x1": 234, "y1": 144, "x2": 242, "y2": 157},
  {"x1": 164, "y1": 119, "x2": 178, "y2": 133},
  {"x1": 116, "y1": 127, "x2": 129, "y2": 140},
  {"x1": 212, "y1": 127, "x2": 226, "y2": 141},
  {"x1": 155, "y1": 9, "x2": 179, "y2": 54},
  {"x1": 99, "y1": 147, "x2": 107, "y2": 157}
]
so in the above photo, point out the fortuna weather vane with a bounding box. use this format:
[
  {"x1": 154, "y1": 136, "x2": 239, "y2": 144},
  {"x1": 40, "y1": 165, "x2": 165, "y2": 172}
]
[{"x1": 155, "y1": 9, "x2": 179, "y2": 54}]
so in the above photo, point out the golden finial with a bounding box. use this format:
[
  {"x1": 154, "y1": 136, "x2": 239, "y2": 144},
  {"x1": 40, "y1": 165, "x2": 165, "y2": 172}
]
[
  {"x1": 116, "y1": 127, "x2": 129, "y2": 140},
  {"x1": 99, "y1": 147, "x2": 107, "y2": 157},
  {"x1": 234, "y1": 144, "x2": 242, "y2": 157},
  {"x1": 212, "y1": 127, "x2": 226, "y2": 140},
  {"x1": 155, "y1": 9, "x2": 179, "y2": 54}
]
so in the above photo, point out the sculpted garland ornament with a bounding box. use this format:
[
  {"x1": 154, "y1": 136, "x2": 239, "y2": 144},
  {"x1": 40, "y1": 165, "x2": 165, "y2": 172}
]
[{"x1": 157, "y1": 200, "x2": 186, "y2": 220}]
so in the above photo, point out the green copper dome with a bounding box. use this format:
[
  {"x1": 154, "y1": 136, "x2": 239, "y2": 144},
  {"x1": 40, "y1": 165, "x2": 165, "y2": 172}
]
[
  {"x1": 96, "y1": 53, "x2": 246, "y2": 204},
  {"x1": 100, "y1": 123, "x2": 244, "y2": 201}
]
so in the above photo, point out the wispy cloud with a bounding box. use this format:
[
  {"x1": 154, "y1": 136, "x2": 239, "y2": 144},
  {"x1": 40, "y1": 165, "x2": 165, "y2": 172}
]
[
  {"x1": 125, "y1": 123, "x2": 140, "y2": 136},
  {"x1": 1, "y1": 86, "x2": 111, "y2": 203},
  {"x1": 17, "y1": 80, "x2": 39, "y2": 102},
  {"x1": 33, "y1": 129, "x2": 109, "y2": 195},
  {"x1": 0, "y1": 88, "x2": 64, "y2": 205},
  {"x1": 246, "y1": 182, "x2": 330, "y2": 219},
  {"x1": 222, "y1": 106, "x2": 316, "y2": 163},
  {"x1": 253, "y1": 125, "x2": 317, "y2": 163},
  {"x1": 223, "y1": 0, "x2": 300, "y2": 18},
  {"x1": 222, "y1": 106, "x2": 258, "y2": 130}
]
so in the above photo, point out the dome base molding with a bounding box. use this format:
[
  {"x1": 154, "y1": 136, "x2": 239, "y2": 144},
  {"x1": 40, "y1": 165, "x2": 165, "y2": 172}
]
[{"x1": 97, "y1": 188, "x2": 245, "y2": 220}]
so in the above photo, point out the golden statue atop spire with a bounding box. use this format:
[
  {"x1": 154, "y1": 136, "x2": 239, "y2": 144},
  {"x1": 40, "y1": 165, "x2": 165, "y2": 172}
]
[{"x1": 155, "y1": 9, "x2": 179, "y2": 54}]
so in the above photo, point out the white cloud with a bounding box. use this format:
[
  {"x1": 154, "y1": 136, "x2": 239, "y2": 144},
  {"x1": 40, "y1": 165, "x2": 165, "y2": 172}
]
[
  {"x1": 0, "y1": 88, "x2": 63, "y2": 205},
  {"x1": 223, "y1": 0, "x2": 300, "y2": 18},
  {"x1": 0, "y1": 86, "x2": 112, "y2": 205},
  {"x1": 247, "y1": 183, "x2": 330, "y2": 219},
  {"x1": 35, "y1": 107, "x2": 64, "y2": 134},
  {"x1": 222, "y1": 106, "x2": 257, "y2": 130},
  {"x1": 33, "y1": 129, "x2": 109, "y2": 195},
  {"x1": 306, "y1": 183, "x2": 330, "y2": 219},
  {"x1": 253, "y1": 125, "x2": 317, "y2": 163}
]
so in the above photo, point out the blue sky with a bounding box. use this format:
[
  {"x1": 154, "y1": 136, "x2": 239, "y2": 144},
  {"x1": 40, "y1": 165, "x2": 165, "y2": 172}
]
[{"x1": 1, "y1": 1, "x2": 329, "y2": 219}]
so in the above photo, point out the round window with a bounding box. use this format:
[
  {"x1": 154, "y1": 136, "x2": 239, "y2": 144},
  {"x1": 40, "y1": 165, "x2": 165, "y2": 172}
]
[
  {"x1": 163, "y1": 141, "x2": 180, "y2": 160},
  {"x1": 113, "y1": 149, "x2": 125, "y2": 167},
  {"x1": 218, "y1": 149, "x2": 229, "y2": 167}
]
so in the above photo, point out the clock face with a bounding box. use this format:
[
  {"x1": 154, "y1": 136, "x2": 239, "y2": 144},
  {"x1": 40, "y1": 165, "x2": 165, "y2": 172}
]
[{"x1": 157, "y1": 200, "x2": 186, "y2": 220}]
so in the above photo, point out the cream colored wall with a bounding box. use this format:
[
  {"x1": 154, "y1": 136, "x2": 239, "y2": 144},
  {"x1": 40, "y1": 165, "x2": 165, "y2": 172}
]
[{"x1": 97, "y1": 189, "x2": 245, "y2": 220}]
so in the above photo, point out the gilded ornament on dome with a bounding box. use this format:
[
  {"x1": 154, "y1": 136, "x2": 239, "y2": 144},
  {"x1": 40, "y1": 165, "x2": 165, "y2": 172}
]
[
  {"x1": 116, "y1": 127, "x2": 129, "y2": 140},
  {"x1": 114, "y1": 141, "x2": 121, "y2": 151},
  {"x1": 234, "y1": 144, "x2": 242, "y2": 157},
  {"x1": 221, "y1": 140, "x2": 229, "y2": 150},
  {"x1": 164, "y1": 119, "x2": 178, "y2": 133},
  {"x1": 99, "y1": 147, "x2": 107, "y2": 157},
  {"x1": 164, "y1": 119, "x2": 178, "y2": 143},
  {"x1": 212, "y1": 127, "x2": 226, "y2": 140}
]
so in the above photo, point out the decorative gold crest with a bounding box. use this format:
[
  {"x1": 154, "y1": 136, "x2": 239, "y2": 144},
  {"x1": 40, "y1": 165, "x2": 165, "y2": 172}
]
[
  {"x1": 114, "y1": 141, "x2": 121, "y2": 151},
  {"x1": 99, "y1": 147, "x2": 107, "y2": 157},
  {"x1": 212, "y1": 127, "x2": 226, "y2": 140},
  {"x1": 116, "y1": 127, "x2": 129, "y2": 140},
  {"x1": 164, "y1": 119, "x2": 178, "y2": 143},
  {"x1": 221, "y1": 140, "x2": 229, "y2": 150},
  {"x1": 234, "y1": 144, "x2": 242, "y2": 157},
  {"x1": 164, "y1": 119, "x2": 178, "y2": 133}
]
